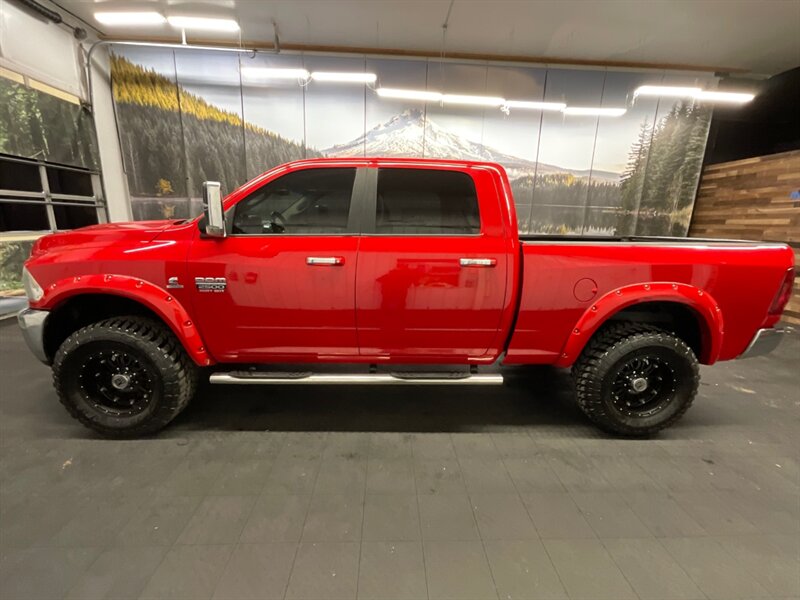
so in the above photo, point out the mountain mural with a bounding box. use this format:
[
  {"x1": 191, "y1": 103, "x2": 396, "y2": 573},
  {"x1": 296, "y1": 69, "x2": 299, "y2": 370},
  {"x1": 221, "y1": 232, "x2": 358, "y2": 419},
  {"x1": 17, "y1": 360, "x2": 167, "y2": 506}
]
[{"x1": 323, "y1": 109, "x2": 620, "y2": 183}]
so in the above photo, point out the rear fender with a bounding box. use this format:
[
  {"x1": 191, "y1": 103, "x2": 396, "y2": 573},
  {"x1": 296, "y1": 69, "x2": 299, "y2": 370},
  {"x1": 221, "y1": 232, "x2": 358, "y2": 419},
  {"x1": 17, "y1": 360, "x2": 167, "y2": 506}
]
[
  {"x1": 40, "y1": 274, "x2": 213, "y2": 366},
  {"x1": 555, "y1": 282, "x2": 724, "y2": 368}
]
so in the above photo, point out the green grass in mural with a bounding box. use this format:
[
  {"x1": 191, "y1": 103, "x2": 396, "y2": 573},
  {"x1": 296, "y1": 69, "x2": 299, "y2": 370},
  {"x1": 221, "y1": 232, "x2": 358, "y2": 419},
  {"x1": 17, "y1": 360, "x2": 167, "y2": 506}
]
[
  {"x1": 111, "y1": 54, "x2": 316, "y2": 199},
  {"x1": 0, "y1": 241, "x2": 33, "y2": 294}
]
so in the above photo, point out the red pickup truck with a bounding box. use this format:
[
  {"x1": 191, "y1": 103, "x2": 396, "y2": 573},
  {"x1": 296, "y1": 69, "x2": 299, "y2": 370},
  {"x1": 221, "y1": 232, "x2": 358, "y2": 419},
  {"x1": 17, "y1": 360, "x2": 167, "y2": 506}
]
[{"x1": 18, "y1": 158, "x2": 794, "y2": 437}]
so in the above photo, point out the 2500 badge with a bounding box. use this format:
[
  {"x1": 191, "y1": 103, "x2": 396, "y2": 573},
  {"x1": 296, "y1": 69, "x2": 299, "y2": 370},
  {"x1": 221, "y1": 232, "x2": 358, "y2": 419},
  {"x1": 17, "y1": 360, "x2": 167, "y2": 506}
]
[{"x1": 195, "y1": 277, "x2": 227, "y2": 292}]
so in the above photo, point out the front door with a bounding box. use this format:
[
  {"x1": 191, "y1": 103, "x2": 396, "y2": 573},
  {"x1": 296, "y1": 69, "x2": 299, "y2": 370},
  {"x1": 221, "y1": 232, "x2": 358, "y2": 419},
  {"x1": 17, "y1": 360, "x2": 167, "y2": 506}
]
[
  {"x1": 188, "y1": 166, "x2": 364, "y2": 362},
  {"x1": 355, "y1": 166, "x2": 510, "y2": 361}
]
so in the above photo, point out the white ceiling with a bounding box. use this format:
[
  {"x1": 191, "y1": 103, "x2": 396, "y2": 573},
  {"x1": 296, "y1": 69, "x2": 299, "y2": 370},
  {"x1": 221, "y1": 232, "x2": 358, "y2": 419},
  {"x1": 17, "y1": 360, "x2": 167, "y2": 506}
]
[{"x1": 55, "y1": 0, "x2": 800, "y2": 76}]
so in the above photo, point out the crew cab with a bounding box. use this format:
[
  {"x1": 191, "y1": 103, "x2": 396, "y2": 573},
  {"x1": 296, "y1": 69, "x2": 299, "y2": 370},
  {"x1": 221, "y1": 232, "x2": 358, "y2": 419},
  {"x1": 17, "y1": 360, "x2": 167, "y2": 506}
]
[{"x1": 18, "y1": 158, "x2": 795, "y2": 437}]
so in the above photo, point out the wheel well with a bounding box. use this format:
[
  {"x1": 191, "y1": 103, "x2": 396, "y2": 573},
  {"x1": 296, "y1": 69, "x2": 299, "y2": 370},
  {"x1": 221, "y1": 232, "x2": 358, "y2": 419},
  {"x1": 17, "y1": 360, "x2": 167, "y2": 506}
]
[
  {"x1": 606, "y1": 301, "x2": 705, "y2": 360},
  {"x1": 43, "y1": 294, "x2": 164, "y2": 362}
]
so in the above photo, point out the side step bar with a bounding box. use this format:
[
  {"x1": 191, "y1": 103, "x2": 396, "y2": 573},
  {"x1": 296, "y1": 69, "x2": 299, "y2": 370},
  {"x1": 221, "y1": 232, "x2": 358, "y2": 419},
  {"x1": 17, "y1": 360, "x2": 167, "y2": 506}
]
[{"x1": 209, "y1": 372, "x2": 504, "y2": 385}]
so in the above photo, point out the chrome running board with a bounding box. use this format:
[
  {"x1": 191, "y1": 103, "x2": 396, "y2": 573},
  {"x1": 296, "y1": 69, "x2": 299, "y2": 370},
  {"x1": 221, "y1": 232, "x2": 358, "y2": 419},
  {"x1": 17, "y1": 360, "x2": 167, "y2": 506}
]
[{"x1": 209, "y1": 372, "x2": 504, "y2": 385}]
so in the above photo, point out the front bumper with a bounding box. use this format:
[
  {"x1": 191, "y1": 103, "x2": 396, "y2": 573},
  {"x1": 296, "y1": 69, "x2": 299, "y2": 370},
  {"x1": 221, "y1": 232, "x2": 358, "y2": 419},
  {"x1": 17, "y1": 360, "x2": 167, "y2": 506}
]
[
  {"x1": 738, "y1": 327, "x2": 787, "y2": 359},
  {"x1": 17, "y1": 308, "x2": 49, "y2": 364}
]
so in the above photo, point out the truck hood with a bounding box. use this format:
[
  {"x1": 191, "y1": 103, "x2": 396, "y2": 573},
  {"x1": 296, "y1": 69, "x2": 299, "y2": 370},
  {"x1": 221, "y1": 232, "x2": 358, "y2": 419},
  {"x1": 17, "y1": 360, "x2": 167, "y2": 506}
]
[{"x1": 32, "y1": 220, "x2": 181, "y2": 255}]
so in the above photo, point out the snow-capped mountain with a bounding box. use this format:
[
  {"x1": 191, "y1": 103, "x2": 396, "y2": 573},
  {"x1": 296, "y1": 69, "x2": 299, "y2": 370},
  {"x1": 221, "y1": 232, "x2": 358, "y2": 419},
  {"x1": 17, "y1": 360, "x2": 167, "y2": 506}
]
[{"x1": 323, "y1": 109, "x2": 619, "y2": 182}]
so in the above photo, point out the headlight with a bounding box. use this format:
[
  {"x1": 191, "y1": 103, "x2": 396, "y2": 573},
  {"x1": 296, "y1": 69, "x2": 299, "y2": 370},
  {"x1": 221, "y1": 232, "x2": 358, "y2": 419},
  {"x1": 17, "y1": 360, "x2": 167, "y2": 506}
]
[{"x1": 22, "y1": 267, "x2": 44, "y2": 302}]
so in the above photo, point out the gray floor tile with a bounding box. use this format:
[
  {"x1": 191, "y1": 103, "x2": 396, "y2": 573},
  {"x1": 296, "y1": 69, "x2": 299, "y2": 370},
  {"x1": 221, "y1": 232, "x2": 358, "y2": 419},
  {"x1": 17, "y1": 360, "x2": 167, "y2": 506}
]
[
  {"x1": 625, "y1": 492, "x2": 707, "y2": 537},
  {"x1": 362, "y1": 494, "x2": 420, "y2": 541},
  {"x1": 546, "y1": 454, "x2": 611, "y2": 491},
  {"x1": 484, "y1": 539, "x2": 567, "y2": 600},
  {"x1": 718, "y1": 535, "x2": 800, "y2": 598},
  {"x1": 66, "y1": 546, "x2": 168, "y2": 600},
  {"x1": 176, "y1": 496, "x2": 256, "y2": 545},
  {"x1": 366, "y1": 457, "x2": 416, "y2": 494},
  {"x1": 157, "y1": 458, "x2": 227, "y2": 496},
  {"x1": 414, "y1": 459, "x2": 467, "y2": 495},
  {"x1": 470, "y1": 493, "x2": 538, "y2": 540},
  {"x1": 0, "y1": 494, "x2": 82, "y2": 548},
  {"x1": 358, "y1": 542, "x2": 427, "y2": 600},
  {"x1": 239, "y1": 494, "x2": 310, "y2": 543},
  {"x1": 115, "y1": 496, "x2": 202, "y2": 547},
  {"x1": 264, "y1": 457, "x2": 320, "y2": 494},
  {"x1": 661, "y1": 537, "x2": 772, "y2": 599},
  {"x1": 209, "y1": 458, "x2": 274, "y2": 496},
  {"x1": 570, "y1": 492, "x2": 653, "y2": 538},
  {"x1": 521, "y1": 492, "x2": 596, "y2": 539},
  {"x1": 138, "y1": 544, "x2": 234, "y2": 600},
  {"x1": 0, "y1": 546, "x2": 102, "y2": 600},
  {"x1": 302, "y1": 493, "x2": 364, "y2": 542},
  {"x1": 603, "y1": 538, "x2": 704, "y2": 599},
  {"x1": 279, "y1": 433, "x2": 328, "y2": 460},
  {"x1": 368, "y1": 433, "x2": 414, "y2": 460},
  {"x1": 459, "y1": 458, "x2": 516, "y2": 493},
  {"x1": 423, "y1": 541, "x2": 496, "y2": 599},
  {"x1": 670, "y1": 491, "x2": 759, "y2": 535},
  {"x1": 452, "y1": 433, "x2": 501, "y2": 459},
  {"x1": 589, "y1": 456, "x2": 662, "y2": 490},
  {"x1": 489, "y1": 433, "x2": 540, "y2": 458},
  {"x1": 715, "y1": 489, "x2": 800, "y2": 533},
  {"x1": 418, "y1": 493, "x2": 479, "y2": 541},
  {"x1": 543, "y1": 538, "x2": 637, "y2": 600},
  {"x1": 502, "y1": 458, "x2": 565, "y2": 492},
  {"x1": 50, "y1": 495, "x2": 148, "y2": 547},
  {"x1": 411, "y1": 434, "x2": 457, "y2": 461},
  {"x1": 211, "y1": 543, "x2": 296, "y2": 600},
  {"x1": 285, "y1": 542, "x2": 360, "y2": 599},
  {"x1": 314, "y1": 457, "x2": 367, "y2": 494}
]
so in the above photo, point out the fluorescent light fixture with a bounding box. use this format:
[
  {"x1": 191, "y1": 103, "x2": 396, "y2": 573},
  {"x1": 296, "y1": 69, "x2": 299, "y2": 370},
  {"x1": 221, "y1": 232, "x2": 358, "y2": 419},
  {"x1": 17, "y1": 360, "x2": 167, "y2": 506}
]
[
  {"x1": 695, "y1": 90, "x2": 755, "y2": 103},
  {"x1": 634, "y1": 85, "x2": 703, "y2": 98},
  {"x1": 94, "y1": 11, "x2": 166, "y2": 26},
  {"x1": 376, "y1": 88, "x2": 442, "y2": 101},
  {"x1": 441, "y1": 94, "x2": 505, "y2": 107},
  {"x1": 504, "y1": 100, "x2": 566, "y2": 111},
  {"x1": 563, "y1": 106, "x2": 627, "y2": 117},
  {"x1": 240, "y1": 67, "x2": 310, "y2": 80},
  {"x1": 166, "y1": 16, "x2": 240, "y2": 32},
  {"x1": 311, "y1": 72, "x2": 377, "y2": 83}
]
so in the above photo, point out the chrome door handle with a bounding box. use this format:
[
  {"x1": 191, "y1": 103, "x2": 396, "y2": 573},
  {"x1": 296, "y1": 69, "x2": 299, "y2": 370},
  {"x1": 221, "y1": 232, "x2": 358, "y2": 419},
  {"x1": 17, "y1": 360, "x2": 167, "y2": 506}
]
[
  {"x1": 306, "y1": 256, "x2": 345, "y2": 266},
  {"x1": 459, "y1": 258, "x2": 497, "y2": 267}
]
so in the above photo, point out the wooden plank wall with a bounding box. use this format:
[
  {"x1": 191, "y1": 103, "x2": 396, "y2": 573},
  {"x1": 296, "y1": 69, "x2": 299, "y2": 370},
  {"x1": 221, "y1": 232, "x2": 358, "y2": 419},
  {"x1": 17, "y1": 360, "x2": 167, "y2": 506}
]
[{"x1": 689, "y1": 149, "x2": 800, "y2": 324}]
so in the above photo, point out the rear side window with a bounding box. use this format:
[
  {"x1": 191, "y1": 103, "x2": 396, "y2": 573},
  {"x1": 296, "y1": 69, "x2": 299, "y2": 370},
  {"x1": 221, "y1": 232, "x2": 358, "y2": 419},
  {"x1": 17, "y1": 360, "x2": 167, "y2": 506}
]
[
  {"x1": 232, "y1": 168, "x2": 356, "y2": 235},
  {"x1": 376, "y1": 168, "x2": 480, "y2": 235}
]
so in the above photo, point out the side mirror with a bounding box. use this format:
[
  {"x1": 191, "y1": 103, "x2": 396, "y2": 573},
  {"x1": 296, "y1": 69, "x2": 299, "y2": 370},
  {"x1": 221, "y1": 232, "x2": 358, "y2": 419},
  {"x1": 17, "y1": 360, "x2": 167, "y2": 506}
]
[{"x1": 202, "y1": 181, "x2": 226, "y2": 238}]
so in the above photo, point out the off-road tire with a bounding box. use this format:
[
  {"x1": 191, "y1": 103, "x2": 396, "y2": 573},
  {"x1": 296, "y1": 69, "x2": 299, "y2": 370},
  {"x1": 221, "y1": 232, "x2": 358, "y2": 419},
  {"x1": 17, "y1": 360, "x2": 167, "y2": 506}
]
[
  {"x1": 53, "y1": 316, "x2": 198, "y2": 438},
  {"x1": 572, "y1": 322, "x2": 700, "y2": 436}
]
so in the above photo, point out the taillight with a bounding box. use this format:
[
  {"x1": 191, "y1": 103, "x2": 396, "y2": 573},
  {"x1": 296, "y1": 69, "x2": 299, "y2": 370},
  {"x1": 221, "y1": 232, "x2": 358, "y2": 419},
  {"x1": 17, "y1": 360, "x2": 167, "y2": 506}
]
[{"x1": 768, "y1": 267, "x2": 795, "y2": 316}]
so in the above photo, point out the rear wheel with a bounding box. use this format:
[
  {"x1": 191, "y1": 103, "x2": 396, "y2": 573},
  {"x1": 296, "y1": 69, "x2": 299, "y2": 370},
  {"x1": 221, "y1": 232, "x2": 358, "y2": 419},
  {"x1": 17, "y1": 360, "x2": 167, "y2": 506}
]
[
  {"x1": 53, "y1": 316, "x2": 198, "y2": 438},
  {"x1": 572, "y1": 322, "x2": 699, "y2": 436}
]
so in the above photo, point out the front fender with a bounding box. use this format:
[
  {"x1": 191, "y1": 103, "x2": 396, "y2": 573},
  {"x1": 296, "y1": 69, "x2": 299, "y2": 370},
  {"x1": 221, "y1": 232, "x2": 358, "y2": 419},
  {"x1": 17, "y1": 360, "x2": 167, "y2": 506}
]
[
  {"x1": 555, "y1": 282, "x2": 724, "y2": 368},
  {"x1": 38, "y1": 274, "x2": 213, "y2": 366}
]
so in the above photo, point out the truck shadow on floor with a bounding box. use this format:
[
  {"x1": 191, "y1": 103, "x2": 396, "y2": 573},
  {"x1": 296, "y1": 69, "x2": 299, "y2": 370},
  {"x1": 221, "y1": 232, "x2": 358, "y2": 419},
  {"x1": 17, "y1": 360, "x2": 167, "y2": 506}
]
[{"x1": 172, "y1": 365, "x2": 595, "y2": 434}]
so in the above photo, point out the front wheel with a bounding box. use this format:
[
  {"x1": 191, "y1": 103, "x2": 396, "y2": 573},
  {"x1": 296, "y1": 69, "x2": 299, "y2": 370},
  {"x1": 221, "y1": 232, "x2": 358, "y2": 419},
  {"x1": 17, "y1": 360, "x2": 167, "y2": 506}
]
[
  {"x1": 53, "y1": 316, "x2": 198, "y2": 438},
  {"x1": 572, "y1": 323, "x2": 699, "y2": 436}
]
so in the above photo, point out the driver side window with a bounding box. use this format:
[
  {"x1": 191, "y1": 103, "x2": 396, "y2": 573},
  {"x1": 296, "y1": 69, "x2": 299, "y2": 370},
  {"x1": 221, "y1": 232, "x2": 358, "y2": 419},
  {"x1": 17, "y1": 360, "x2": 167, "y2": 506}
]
[{"x1": 231, "y1": 168, "x2": 356, "y2": 235}]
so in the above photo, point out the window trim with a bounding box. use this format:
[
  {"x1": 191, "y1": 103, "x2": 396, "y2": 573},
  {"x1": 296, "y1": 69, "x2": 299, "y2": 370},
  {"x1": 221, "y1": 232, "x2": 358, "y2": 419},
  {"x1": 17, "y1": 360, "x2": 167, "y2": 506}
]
[
  {"x1": 359, "y1": 166, "x2": 483, "y2": 238},
  {"x1": 0, "y1": 155, "x2": 106, "y2": 235},
  {"x1": 225, "y1": 166, "x2": 368, "y2": 238}
]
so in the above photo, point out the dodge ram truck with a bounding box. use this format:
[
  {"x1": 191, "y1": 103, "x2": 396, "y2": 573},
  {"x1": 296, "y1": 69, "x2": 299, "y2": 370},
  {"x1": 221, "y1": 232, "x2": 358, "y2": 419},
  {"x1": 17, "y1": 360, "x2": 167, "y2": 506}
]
[{"x1": 18, "y1": 158, "x2": 795, "y2": 437}]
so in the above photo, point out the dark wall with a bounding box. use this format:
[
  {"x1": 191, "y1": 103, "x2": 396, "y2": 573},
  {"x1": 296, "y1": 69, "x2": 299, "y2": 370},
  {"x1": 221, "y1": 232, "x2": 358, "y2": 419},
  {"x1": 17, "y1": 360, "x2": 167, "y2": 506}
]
[{"x1": 704, "y1": 67, "x2": 800, "y2": 165}]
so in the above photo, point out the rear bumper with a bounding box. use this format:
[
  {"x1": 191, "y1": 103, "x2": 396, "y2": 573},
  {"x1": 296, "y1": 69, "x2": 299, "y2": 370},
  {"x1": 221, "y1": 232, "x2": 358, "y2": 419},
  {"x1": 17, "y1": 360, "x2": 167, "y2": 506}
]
[
  {"x1": 17, "y1": 308, "x2": 49, "y2": 365},
  {"x1": 738, "y1": 327, "x2": 787, "y2": 359}
]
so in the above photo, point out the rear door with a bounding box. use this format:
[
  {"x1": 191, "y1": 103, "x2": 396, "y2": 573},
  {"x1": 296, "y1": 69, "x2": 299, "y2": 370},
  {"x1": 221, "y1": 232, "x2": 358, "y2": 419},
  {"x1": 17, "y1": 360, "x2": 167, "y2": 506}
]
[
  {"x1": 355, "y1": 165, "x2": 510, "y2": 360},
  {"x1": 188, "y1": 166, "x2": 365, "y2": 362}
]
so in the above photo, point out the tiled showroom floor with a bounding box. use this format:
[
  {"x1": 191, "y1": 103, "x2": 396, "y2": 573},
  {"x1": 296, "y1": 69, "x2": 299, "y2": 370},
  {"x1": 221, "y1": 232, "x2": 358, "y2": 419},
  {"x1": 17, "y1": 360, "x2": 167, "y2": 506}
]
[{"x1": 0, "y1": 322, "x2": 798, "y2": 599}]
